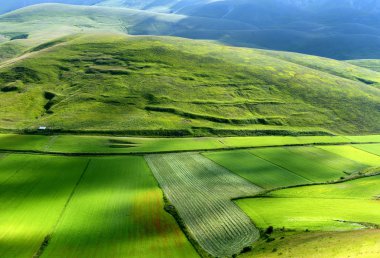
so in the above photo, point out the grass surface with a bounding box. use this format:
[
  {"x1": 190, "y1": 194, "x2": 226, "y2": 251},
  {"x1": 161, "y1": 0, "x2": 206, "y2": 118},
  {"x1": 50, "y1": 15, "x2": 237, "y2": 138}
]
[
  {"x1": 318, "y1": 145, "x2": 380, "y2": 167},
  {"x1": 0, "y1": 154, "x2": 88, "y2": 257},
  {"x1": 347, "y1": 59, "x2": 380, "y2": 72},
  {"x1": 42, "y1": 156, "x2": 196, "y2": 258},
  {"x1": 249, "y1": 147, "x2": 347, "y2": 182},
  {"x1": 145, "y1": 153, "x2": 262, "y2": 257},
  {"x1": 204, "y1": 146, "x2": 368, "y2": 189},
  {"x1": 237, "y1": 175, "x2": 380, "y2": 232},
  {"x1": 1, "y1": 134, "x2": 380, "y2": 154},
  {"x1": 0, "y1": 32, "x2": 379, "y2": 135},
  {"x1": 204, "y1": 150, "x2": 311, "y2": 189},
  {"x1": 243, "y1": 230, "x2": 380, "y2": 258},
  {"x1": 0, "y1": 154, "x2": 196, "y2": 258},
  {"x1": 354, "y1": 144, "x2": 380, "y2": 156}
]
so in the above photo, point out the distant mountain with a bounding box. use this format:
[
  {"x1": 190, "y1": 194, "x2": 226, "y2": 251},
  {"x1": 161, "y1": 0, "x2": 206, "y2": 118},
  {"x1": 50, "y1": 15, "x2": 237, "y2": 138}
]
[
  {"x1": 0, "y1": 1, "x2": 103, "y2": 14},
  {"x1": 97, "y1": 0, "x2": 380, "y2": 59},
  {"x1": 1, "y1": 0, "x2": 380, "y2": 59}
]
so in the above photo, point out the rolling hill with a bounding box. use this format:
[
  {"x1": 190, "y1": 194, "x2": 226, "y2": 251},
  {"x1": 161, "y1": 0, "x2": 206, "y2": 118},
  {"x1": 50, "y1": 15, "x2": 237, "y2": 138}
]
[
  {"x1": 0, "y1": 33, "x2": 379, "y2": 136},
  {"x1": 347, "y1": 59, "x2": 380, "y2": 72},
  {"x1": 0, "y1": 3, "x2": 255, "y2": 62},
  {"x1": 1, "y1": 1, "x2": 380, "y2": 59}
]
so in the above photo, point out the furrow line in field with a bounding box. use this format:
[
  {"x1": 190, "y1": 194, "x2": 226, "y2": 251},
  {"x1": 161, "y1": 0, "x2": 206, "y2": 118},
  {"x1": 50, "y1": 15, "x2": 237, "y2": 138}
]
[{"x1": 145, "y1": 153, "x2": 263, "y2": 257}]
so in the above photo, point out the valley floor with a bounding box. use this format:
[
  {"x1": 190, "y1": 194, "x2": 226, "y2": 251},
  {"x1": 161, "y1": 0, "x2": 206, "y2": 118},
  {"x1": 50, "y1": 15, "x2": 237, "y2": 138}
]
[{"x1": 0, "y1": 134, "x2": 379, "y2": 257}]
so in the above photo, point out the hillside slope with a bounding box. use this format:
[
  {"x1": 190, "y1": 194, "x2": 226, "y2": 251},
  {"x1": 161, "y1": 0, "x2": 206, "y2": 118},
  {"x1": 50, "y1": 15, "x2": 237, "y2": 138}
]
[
  {"x1": 2, "y1": 2, "x2": 380, "y2": 60},
  {"x1": 98, "y1": 0, "x2": 380, "y2": 59},
  {"x1": 0, "y1": 33, "x2": 379, "y2": 135},
  {"x1": 0, "y1": 3, "x2": 255, "y2": 62},
  {"x1": 347, "y1": 60, "x2": 380, "y2": 72}
]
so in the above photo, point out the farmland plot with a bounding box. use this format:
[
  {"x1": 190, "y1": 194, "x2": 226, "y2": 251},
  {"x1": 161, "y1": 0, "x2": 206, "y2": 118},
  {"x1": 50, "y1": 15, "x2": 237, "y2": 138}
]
[
  {"x1": 354, "y1": 144, "x2": 380, "y2": 157},
  {"x1": 318, "y1": 145, "x2": 380, "y2": 167},
  {"x1": 204, "y1": 150, "x2": 311, "y2": 189},
  {"x1": 249, "y1": 147, "x2": 346, "y2": 182},
  {"x1": 145, "y1": 153, "x2": 263, "y2": 257},
  {"x1": 41, "y1": 157, "x2": 196, "y2": 258},
  {"x1": 0, "y1": 155, "x2": 89, "y2": 258},
  {"x1": 238, "y1": 175, "x2": 380, "y2": 232}
]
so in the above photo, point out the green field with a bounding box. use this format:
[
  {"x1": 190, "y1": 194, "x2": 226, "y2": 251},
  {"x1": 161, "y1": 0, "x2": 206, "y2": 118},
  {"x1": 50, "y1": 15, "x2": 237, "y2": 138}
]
[
  {"x1": 146, "y1": 153, "x2": 262, "y2": 257},
  {"x1": 249, "y1": 147, "x2": 346, "y2": 182},
  {"x1": 354, "y1": 144, "x2": 380, "y2": 156},
  {"x1": 243, "y1": 230, "x2": 380, "y2": 258},
  {"x1": 318, "y1": 145, "x2": 380, "y2": 167},
  {"x1": 237, "y1": 175, "x2": 380, "y2": 231},
  {"x1": 0, "y1": 138, "x2": 379, "y2": 257},
  {"x1": 204, "y1": 145, "x2": 370, "y2": 190},
  {"x1": 1, "y1": 133, "x2": 380, "y2": 154},
  {"x1": 204, "y1": 150, "x2": 311, "y2": 189},
  {"x1": 0, "y1": 154, "x2": 88, "y2": 257},
  {"x1": 0, "y1": 155, "x2": 196, "y2": 258}
]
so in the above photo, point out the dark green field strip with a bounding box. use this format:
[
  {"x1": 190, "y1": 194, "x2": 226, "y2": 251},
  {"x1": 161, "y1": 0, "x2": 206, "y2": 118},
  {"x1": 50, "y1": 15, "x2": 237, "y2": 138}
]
[
  {"x1": 249, "y1": 147, "x2": 346, "y2": 182},
  {"x1": 353, "y1": 144, "x2": 380, "y2": 157},
  {"x1": 0, "y1": 154, "x2": 34, "y2": 184},
  {"x1": 1, "y1": 133, "x2": 380, "y2": 155},
  {"x1": 204, "y1": 150, "x2": 311, "y2": 189},
  {"x1": 41, "y1": 157, "x2": 197, "y2": 258},
  {"x1": 0, "y1": 155, "x2": 89, "y2": 258}
]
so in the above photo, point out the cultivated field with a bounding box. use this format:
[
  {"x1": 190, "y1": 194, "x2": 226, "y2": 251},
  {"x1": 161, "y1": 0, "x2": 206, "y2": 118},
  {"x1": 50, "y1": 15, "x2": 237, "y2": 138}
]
[
  {"x1": 318, "y1": 145, "x2": 380, "y2": 167},
  {"x1": 0, "y1": 136, "x2": 379, "y2": 258},
  {"x1": 248, "y1": 147, "x2": 347, "y2": 182},
  {"x1": 0, "y1": 154, "x2": 88, "y2": 257},
  {"x1": 1, "y1": 133, "x2": 380, "y2": 154},
  {"x1": 204, "y1": 150, "x2": 311, "y2": 189},
  {"x1": 0, "y1": 155, "x2": 196, "y2": 258},
  {"x1": 354, "y1": 144, "x2": 380, "y2": 156},
  {"x1": 146, "y1": 153, "x2": 263, "y2": 257},
  {"x1": 237, "y1": 175, "x2": 380, "y2": 231}
]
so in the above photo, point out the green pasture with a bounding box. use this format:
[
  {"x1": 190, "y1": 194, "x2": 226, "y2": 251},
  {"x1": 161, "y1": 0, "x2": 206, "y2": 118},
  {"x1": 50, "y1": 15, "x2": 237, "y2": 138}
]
[
  {"x1": 0, "y1": 155, "x2": 196, "y2": 258},
  {"x1": 249, "y1": 147, "x2": 346, "y2": 182},
  {"x1": 244, "y1": 230, "x2": 380, "y2": 258},
  {"x1": 318, "y1": 145, "x2": 380, "y2": 167},
  {"x1": 0, "y1": 154, "x2": 88, "y2": 257},
  {"x1": 1, "y1": 133, "x2": 380, "y2": 154},
  {"x1": 42, "y1": 156, "x2": 196, "y2": 258},
  {"x1": 237, "y1": 175, "x2": 380, "y2": 232},
  {"x1": 354, "y1": 144, "x2": 380, "y2": 156},
  {"x1": 204, "y1": 150, "x2": 311, "y2": 189}
]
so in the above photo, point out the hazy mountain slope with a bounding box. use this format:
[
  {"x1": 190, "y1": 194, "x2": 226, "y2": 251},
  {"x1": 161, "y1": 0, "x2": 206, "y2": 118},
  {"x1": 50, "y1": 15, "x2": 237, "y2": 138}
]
[
  {"x1": 2, "y1": 1, "x2": 380, "y2": 59},
  {"x1": 347, "y1": 60, "x2": 380, "y2": 72},
  {"x1": 0, "y1": 33, "x2": 379, "y2": 135},
  {"x1": 2, "y1": 4, "x2": 379, "y2": 87},
  {"x1": 256, "y1": 50, "x2": 380, "y2": 87},
  {"x1": 0, "y1": 3, "x2": 255, "y2": 62},
  {"x1": 0, "y1": 0, "x2": 102, "y2": 14},
  {"x1": 98, "y1": 0, "x2": 380, "y2": 59}
]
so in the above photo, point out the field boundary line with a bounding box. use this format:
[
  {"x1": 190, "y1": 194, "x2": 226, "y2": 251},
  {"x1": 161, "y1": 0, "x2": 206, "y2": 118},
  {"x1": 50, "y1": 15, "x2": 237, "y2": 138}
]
[
  {"x1": 351, "y1": 144, "x2": 380, "y2": 157},
  {"x1": 1, "y1": 141, "x2": 380, "y2": 157},
  {"x1": 247, "y1": 151, "x2": 315, "y2": 183},
  {"x1": 32, "y1": 159, "x2": 92, "y2": 258},
  {"x1": 233, "y1": 169, "x2": 380, "y2": 202}
]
